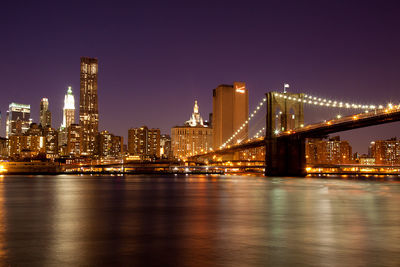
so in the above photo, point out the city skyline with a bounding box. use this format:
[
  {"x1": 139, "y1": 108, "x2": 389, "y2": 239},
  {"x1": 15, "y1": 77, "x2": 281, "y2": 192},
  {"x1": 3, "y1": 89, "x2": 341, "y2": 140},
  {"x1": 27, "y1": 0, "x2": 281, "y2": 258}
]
[{"x1": 2, "y1": 1, "x2": 400, "y2": 153}]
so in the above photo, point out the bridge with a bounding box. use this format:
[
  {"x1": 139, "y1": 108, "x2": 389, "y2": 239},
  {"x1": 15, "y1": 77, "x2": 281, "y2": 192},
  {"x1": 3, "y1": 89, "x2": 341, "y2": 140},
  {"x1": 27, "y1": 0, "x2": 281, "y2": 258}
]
[{"x1": 189, "y1": 87, "x2": 400, "y2": 176}]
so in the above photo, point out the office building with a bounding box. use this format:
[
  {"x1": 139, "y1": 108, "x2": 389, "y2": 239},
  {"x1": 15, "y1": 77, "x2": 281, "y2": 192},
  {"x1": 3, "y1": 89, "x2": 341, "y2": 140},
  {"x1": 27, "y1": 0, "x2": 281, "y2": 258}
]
[
  {"x1": 40, "y1": 98, "x2": 52, "y2": 127},
  {"x1": 6, "y1": 103, "x2": 31, "y2": 138},
  {"x1": 128, "y1": 126, "x2": 160, "y2": 159},
  {"x1": 79, "y1": 57, "x2": 99, "y2": 156},
  {"x1": 171, "y1": 100, "x2": 212, "y2": 160},
  {"x1": 212, "y1": 82, "x2": 248, "y2": 149}
]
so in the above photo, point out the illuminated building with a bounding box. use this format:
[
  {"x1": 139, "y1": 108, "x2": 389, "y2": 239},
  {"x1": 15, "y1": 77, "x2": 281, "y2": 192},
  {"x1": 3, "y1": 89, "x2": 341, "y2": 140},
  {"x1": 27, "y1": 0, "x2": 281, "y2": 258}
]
[
  {"x1": 0, "y1": 137, "x2": 8, "y2": 158},
  {"x1": 128, "y1": 126, "x2": 160, "y2": 160},
  {"x1": 306, "y1": 136, "x2": 352, "y2": 164},
  {"x1": 6, "y1": 103, "x2": 31, "y2": 138},
  {"x1": 43, "y1": 126, "x2": 58, "y2": 159},
  {"x1": 79, "y1": 57, "x2": 99, "y2": 156},
  {"x1": 40, "y1": 98, "x2": 52, "y2": 127},
  {"x1": 171, "y1": 100, "x2": 212, "y2": 160},
  {"x1": 8, "y1": 124, "x2": 45, "y2": 159},
  {"x1": 370, "y1": 138, "x2": 400, "y2": 165},
  {"x1": 96, "y1": 130, "x2": 123, "y2": 159},
  {"x1": 62, "y1": 86, "x2": 75, "y2": 128},
  {"x1": 160, "y1": 134, "x2": 172, "y2": 159},
  {"x1": 67, "y1": 124, "x2": 83, "y2": 157},
  {"x1": 212, "y1": 82, "x2": 248, "y2": 149}
]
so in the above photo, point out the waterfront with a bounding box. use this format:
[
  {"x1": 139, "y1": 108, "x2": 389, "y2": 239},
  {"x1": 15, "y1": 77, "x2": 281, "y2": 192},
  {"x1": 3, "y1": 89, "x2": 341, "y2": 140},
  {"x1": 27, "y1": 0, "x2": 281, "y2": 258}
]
[{"x1": 0, "y1": 175, "x2": 399, "y2": 266}]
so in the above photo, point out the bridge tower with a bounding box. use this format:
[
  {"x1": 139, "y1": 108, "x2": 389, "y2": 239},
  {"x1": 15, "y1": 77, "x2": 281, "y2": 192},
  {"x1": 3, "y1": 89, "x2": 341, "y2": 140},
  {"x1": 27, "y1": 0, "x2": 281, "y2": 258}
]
[{"x1": 265, "y1": 89, "x2": 306, "y2": 176}]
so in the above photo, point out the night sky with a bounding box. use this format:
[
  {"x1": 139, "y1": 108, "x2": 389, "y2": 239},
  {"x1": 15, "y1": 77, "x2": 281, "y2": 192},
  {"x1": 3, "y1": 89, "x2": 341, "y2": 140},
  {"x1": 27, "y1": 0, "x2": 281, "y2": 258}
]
[{"x1": 1, "y1": 0, "x2": 400, "y2": 153}]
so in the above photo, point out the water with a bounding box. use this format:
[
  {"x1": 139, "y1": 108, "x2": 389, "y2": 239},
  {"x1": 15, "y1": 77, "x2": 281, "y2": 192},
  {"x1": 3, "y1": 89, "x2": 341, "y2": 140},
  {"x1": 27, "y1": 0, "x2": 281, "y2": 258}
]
[{"x1": 0, "y1": 175, "x2": 399, "y2": 266}]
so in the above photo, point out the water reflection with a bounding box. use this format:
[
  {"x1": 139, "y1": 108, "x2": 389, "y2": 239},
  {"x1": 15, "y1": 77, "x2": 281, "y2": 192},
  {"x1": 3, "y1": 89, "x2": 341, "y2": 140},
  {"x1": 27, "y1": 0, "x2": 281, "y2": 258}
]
[{"x1": 0, "y1": 175, "x2": 399, "y2": 266}]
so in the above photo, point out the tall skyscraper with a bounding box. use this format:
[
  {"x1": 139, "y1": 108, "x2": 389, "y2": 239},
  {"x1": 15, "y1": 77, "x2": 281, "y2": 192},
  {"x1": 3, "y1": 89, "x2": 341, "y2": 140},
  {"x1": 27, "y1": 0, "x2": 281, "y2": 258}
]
[
  {"x1": 40, "y1": 98, "x2": 52, "y2": 127},
  {"x1": 212, "y1": 82, "x2": 249, "y2": 149},
  {"x1": 62, "y1": 86, "x2": 75, "y2": 128},
  {"x1": 79, "y1": 57, "x2": 99, "y2": 156},
  {"x1": 6, "y1": 103, "x2": 31, "y2": 138}
]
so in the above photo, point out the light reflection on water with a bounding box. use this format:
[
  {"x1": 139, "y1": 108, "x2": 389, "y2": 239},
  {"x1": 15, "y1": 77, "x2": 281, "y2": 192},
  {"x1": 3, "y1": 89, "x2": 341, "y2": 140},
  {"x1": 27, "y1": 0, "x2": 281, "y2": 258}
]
[{"x1": 0, "y1": 175, "x2": 399, "y2": 266}]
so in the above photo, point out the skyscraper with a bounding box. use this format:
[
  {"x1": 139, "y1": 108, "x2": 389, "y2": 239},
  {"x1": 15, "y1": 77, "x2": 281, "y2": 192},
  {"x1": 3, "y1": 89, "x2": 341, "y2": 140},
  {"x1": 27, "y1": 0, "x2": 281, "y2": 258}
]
[
  {"x1": 40, "y1": 98, "x2": 52, "y2": 127},
  {"x1": 6, "y1": 103, "x2": 31, "y2": 138},
  {"x1": 212, "y1": 82, "x2": 249, "y2": 149},
  {"x1": 62, "y1": 86, "x2": 75, "y2": 128},
  {"x1": 79, "y1": 57, "x2": 99, "y2": 156}
]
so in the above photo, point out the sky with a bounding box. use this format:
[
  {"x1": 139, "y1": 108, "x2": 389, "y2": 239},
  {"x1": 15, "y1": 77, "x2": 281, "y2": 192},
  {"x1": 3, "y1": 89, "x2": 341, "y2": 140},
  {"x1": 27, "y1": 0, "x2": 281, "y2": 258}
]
[{"x1": 1, "y1": 0, "x2": 400, "y2": 153}]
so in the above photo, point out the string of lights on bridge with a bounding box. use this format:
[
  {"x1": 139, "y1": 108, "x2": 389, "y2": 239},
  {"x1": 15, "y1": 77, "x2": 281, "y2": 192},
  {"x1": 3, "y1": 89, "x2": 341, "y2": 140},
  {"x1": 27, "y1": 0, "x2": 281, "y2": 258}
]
[
  {"x1": 219, "y1": 97, "x2": 267, "y2": 149},
  {"x1": 274, "y1": 92, "x2": 385, "y2": 110},
  {"x1": 219, "y1": 91, "x2": 391, "y2": 151}
]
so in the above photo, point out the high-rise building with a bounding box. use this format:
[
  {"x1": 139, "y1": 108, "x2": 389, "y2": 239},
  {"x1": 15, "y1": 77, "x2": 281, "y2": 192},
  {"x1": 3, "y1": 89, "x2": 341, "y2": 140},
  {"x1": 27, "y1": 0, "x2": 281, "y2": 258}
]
[
  {"x1": 128, "y1": 126, "x2": 160, "y2": 159},
  {"x1": 79, "y1": 57, "x2": 99, "y2": 156},
  {"x1": 62, "y1": 86, "x2": 75, "y2": 128},
  {"x1": 96, "y1": 130, "x2": 123, "y2": 159},
  {"x1": 6, "y1": 103, "x2": 31, "y2": 138},
  {"x1": 40, "y1": 98, "x2": 52, "y2": 127},
  {"x1": 43, "y1": 126, "x2": 58, "y2": 159},
  {"x1": 171, "y1": 100, "x2": 212, "y2": 160},
  {"x1": 160, "y1": 134, "x2": 172, "y2": 159},
  {"x1": 370, "y1": 138, "x2": 400, "y2": 165},
  {"x1": 306, "y1": 137, "x2": 352, "y2": 164},
  {"x1": 0, "y1": 137, "x2": 8, "y2": 158},
  {"x1": 212, "y1": 82, "x2": 248, "y2": 149},
  {"x1": 67, "y1": 124, "x2": 83, "y2": 157}
]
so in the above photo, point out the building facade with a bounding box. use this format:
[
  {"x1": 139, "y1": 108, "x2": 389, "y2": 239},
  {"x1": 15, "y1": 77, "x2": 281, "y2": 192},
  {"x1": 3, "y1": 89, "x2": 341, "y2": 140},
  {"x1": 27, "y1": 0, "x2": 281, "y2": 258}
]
[
  {"x1": 43, "y1": 126, "x2": 58, "y2": 159},
  {"x1": 40, "y1": 98, "x2": 52, "y2": 127},
  {"x1": 8, "y1": 124, "x2": 46, "y2": 159},
  {"x1": 306, "y1": 137, "x2": 352, "y2": 165},
  {"x1": 97, "y1": 130, "x2": 123, "y2": 159},
  {"x1": 67, "y1": 124, "x2": 83, "y2": 157},
  {"x1": 370, "y1": 138, "x2": 400, "y2": 165},
  {"x1": 212, "y1": 82, "x2": 248, "y2": 149},
  {"x1": 79, "y1": 57, "x2": 99, "y2": 156},
  {"x1": 171, "y1": 101, "x2": 212, "y2": 160},
  {"x1": 128, "y1": 126, "x2": 160, "y2": 159},
  {"x1": 6, "y1": 103, "x2": 31, "y2": 138},
  {"x1": 160, "y1": 134, "x2": 172, "y2": 159}
]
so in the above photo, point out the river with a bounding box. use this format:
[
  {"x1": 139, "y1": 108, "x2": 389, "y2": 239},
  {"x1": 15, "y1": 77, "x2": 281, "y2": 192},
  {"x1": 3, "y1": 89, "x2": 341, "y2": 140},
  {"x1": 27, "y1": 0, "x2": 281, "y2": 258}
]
[{"x1": 0, "y1": 174, "x2": 398, "y2": 266}]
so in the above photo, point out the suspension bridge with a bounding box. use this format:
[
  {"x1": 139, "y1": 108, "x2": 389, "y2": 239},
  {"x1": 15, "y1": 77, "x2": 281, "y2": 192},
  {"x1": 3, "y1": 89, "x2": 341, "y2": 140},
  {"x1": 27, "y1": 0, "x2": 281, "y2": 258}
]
[{"x1": 189, "y1": 86, "x2": 400, "y2": 176}]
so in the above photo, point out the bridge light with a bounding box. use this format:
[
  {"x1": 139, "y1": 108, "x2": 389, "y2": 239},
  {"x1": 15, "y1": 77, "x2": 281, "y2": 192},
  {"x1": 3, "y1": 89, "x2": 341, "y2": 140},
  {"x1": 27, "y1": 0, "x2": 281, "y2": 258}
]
[
  {"x1": 337, "y1": 114, "x2": 342, "y2": 119},
  {"x1": 352, "y1": 115, "x2": 358, "y2": 120}
]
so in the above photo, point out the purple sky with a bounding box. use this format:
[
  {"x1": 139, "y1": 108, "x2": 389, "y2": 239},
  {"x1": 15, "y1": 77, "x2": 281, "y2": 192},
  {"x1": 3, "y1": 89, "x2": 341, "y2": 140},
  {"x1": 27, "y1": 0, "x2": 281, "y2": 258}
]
[{"x1": 1, "y1": 0, "x2": 400, "y2": 153}]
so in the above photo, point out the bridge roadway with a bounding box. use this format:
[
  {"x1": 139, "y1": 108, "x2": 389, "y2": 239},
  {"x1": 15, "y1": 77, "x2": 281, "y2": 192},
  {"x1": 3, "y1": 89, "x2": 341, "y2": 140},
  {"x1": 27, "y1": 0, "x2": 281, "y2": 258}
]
[
  {"x1": 191, "y1": 106, "x2": 400, "y2": 158},
  {"x1": 190, "y1": 105, "x2": 400, "y2": 175}
]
